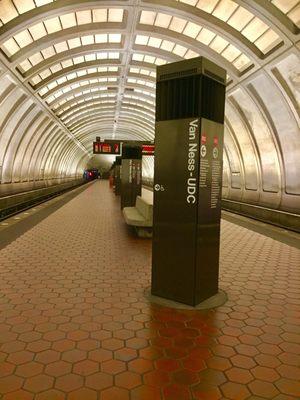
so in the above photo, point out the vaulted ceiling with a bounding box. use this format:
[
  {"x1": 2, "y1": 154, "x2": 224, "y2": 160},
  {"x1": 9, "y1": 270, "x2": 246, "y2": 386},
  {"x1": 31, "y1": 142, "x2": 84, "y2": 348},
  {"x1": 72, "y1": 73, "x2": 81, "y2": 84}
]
[{"x1": 0, "y1": 0, "x2": 299, "y2": 207}]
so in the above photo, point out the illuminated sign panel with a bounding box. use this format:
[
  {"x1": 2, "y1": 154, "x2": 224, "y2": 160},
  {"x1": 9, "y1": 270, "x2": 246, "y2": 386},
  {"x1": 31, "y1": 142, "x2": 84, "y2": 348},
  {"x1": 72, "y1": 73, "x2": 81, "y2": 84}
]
[
  {"x1": 93, "y1": 140, "x2": 154, "y2": 155},
  {"x1": 142, "y1": 144, "x2": 155, "y2": 155},
  {"x1": 93, "y1": 141, "x2": 121, "y2": 155}
]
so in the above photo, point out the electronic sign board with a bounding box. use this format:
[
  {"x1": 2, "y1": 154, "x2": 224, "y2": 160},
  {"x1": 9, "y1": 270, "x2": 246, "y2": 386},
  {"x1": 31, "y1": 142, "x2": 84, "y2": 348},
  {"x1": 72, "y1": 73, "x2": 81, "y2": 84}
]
[
  {"x1": 93, "y1": 141, "x2": 121, "y2": 155},
  {"x1": 142, "y1": 144, "x2": 155, "y2": 155},
  {"x1": 93, "y1": 140, "x2": 154, "y2": 155}
]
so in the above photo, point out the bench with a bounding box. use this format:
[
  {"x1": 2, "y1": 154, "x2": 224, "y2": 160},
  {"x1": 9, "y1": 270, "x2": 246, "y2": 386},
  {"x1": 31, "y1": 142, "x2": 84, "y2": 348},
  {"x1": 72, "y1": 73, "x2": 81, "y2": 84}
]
[{"x1": 123, "y1": 196, "x2": 153, "y2": 237}]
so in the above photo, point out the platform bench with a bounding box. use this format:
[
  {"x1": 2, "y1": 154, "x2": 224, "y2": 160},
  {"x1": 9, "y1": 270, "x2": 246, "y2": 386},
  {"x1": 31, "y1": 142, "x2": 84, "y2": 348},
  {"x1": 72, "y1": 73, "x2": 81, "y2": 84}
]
[{"x1": 123, "y1": 196, "x2": 153, "y2": 237}]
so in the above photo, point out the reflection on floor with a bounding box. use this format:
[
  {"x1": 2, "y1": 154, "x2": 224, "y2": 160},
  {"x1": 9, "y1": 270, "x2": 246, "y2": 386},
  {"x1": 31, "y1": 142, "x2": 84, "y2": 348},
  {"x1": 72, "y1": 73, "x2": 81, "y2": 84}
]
[{"x1": 0, "y1": 180, "x2": 299, "y2": 400}]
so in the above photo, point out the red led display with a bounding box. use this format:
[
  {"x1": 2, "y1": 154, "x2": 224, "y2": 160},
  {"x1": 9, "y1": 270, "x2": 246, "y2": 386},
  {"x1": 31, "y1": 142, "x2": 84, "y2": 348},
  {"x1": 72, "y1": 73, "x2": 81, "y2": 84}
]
[
  {"x1": 93, "y1": 142, "x2": 121, "y2": 155},
  {"x1": 142, "y1": 144, "x2": 155, "y2": 155}
]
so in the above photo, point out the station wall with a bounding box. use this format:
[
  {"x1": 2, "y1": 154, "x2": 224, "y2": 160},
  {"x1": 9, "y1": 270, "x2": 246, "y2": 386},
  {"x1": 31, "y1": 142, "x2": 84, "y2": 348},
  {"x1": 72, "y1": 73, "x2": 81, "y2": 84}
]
[
  {"x1": 142, "y1": 52, "x2": 300, "y2": 214},
  {"x1": 0, "y1": 72, "x2": 88, "y2": 184}
]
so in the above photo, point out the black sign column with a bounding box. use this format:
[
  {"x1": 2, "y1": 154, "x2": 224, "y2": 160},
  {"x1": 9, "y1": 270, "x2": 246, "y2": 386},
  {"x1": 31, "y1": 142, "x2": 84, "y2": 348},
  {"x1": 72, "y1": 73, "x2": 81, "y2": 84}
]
[
  {"x1": 151, "y1": 57, "x2": 226, "y2": 306},
  {"x1": 121, "y1": 145, "x2": 142, "y2": 209},
  {"x1": 114, "y1": 157, "x2": 122, "y2": 196}
]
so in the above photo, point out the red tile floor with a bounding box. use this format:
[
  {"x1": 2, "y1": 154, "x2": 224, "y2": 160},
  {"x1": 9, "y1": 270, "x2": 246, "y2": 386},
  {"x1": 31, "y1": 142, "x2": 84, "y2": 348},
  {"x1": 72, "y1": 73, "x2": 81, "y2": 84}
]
[{"x1": 0, "y1": 181, "x2": 299, "y2": 400}]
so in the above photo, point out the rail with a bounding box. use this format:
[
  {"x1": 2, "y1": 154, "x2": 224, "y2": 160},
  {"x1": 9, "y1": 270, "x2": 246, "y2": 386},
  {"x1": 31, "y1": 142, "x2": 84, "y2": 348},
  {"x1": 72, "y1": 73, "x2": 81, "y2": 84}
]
[{"x1": 0, "y1": 179, "x2": 87, "y2": 221}]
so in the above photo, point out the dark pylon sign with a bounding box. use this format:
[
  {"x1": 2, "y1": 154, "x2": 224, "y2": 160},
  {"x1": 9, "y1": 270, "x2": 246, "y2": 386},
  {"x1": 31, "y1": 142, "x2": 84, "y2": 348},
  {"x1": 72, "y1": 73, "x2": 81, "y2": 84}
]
[
  {"x1": 151, "y1": 57, "x2": 226, "y2": 306},
  {"x1": 120, "y1": 145, "x2": 142, "y2": 209},
  {"x1": 114, "y1": 156, "x2": 122, "y2": 196}
]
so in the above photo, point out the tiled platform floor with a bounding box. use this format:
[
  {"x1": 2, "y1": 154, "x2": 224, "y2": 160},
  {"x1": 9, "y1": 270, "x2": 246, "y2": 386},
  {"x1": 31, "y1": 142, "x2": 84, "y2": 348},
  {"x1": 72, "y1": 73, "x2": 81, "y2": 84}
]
[{"x1": 0, "y1": 181, "x2": 299, "y2": 400}]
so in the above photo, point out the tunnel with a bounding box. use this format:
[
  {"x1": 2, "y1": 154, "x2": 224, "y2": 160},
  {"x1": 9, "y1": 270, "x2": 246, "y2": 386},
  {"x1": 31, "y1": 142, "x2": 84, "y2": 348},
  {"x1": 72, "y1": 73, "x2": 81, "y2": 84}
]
[{"x1": 0, "y1": 1, "x2": 299, "y2": 399}]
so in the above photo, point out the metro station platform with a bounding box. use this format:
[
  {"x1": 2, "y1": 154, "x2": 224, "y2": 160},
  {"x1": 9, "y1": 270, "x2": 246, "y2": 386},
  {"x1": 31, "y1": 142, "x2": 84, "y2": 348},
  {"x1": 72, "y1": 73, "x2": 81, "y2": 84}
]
[{"x1": 0, "y1": 181, "x2": 299, "y2": 400}]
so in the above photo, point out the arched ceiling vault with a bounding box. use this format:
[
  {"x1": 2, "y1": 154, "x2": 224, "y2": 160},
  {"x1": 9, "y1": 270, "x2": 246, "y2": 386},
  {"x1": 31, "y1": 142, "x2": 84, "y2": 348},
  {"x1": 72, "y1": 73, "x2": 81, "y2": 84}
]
[{"x1": 0, "y1": 0, "x2": 299, "y2": 196}]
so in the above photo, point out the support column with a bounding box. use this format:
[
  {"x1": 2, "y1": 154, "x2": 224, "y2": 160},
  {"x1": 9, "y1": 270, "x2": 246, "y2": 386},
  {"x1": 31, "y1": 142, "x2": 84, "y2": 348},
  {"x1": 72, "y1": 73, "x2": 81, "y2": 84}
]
[
  {"x1": 114, "y1": 156, "x2": 122, "y2": 196},
  {"x1": 151, "y1": 57, "x2": 226, "y2": 306},
  {"x1": 121, "y1": 145, "x2": 142, "y2": 209}
]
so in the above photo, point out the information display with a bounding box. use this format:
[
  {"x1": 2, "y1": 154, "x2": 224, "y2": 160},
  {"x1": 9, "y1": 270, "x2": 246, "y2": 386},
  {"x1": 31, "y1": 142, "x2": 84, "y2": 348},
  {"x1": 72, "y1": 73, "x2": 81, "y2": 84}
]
[
  {"x1": 93, "y1": 141, "x2": 121, "y2": 155},
  {"x1": 93, "y1": 141, "x2": 153, "y2": 155},
  {"x1": 142, "y1": 144, "x2": 155, "y2": 156}
]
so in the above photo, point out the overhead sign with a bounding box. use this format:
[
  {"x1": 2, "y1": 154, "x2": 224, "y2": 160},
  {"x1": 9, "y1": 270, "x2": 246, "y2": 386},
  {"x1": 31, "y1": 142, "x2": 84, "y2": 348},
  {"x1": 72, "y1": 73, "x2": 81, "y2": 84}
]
[
  {"x1": 93, "y1": 141, "x2": 121, "y2": 155},
  {"x1": 93, "y1": 140, "x2": 154, "y2": 155},
  {"x1": 142, "y1": 144, "x2": 155, "y2": 155}
]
